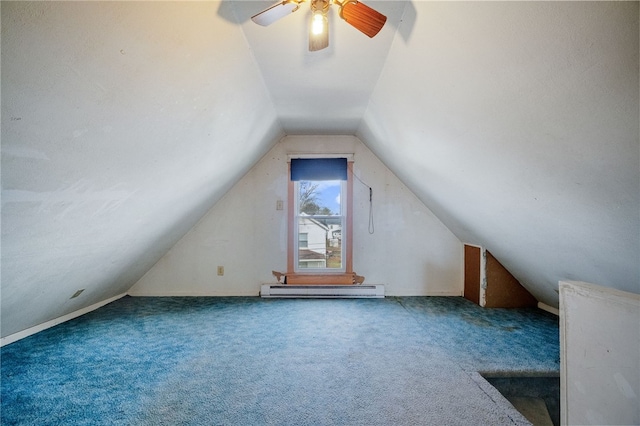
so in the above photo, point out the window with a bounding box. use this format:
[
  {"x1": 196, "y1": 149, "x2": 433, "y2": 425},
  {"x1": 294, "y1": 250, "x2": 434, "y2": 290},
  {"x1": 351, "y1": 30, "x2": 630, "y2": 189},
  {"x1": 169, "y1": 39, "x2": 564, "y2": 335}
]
[
  {"x1": 287, "y1": 156, "x2": 354, "y2": 283},
  {"x1": 295, "y1": 180, "x2": 345, "y2": 271}
]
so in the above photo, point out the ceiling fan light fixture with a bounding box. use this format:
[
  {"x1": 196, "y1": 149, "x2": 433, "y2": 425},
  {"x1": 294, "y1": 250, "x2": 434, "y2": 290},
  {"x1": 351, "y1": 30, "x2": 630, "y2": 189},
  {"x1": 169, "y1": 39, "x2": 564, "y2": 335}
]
[
  {"x1": 251, "y1": 0, "x2": 386, "y2": 51},
  {"x1": 309, "y1": 0, "x2": 330, "y2": 51},
  {"x1": 309, "y1": 12, "x2": 329, "y2": 51},
  {"x1": 312, "y1": 11, "x2": 325, "y2": 35}
]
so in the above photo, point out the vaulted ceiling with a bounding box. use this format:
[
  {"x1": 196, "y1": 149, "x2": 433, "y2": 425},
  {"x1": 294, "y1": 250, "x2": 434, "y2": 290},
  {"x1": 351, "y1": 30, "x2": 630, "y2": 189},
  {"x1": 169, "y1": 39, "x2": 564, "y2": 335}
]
[{"x1": 2, "y1": 1, "x2": 638, "y2": 338}]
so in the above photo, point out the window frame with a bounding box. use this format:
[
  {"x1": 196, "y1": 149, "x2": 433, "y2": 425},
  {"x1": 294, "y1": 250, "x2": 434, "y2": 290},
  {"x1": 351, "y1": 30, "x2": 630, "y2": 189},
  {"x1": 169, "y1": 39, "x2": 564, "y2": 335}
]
[
  {"x1": 287, "y1": 156, "x2": 354, "y2": 281},
  {"x1": 293, "y1": 180, "x2": 346, "y2": 273}
]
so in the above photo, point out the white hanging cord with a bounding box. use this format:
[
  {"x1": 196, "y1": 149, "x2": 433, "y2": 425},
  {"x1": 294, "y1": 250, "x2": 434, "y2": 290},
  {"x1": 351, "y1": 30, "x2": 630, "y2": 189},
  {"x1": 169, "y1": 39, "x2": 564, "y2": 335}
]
[
  {"x1": 353, "y1": 172, "x2": 375, "y2": 234},
  {"x1": 368, "y1": 187, "x2": 375, "y2": 234}
]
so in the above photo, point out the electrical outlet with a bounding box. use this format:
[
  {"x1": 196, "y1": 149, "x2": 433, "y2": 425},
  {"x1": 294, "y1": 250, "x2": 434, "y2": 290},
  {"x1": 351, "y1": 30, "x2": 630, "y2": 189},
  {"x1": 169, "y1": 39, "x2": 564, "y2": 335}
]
[
  {"x1": 276, "y1": 200, "x2": 284, "y2": 210},
  {"x1": 217, "y1": 266, "x2": 224, "y2": 276}
]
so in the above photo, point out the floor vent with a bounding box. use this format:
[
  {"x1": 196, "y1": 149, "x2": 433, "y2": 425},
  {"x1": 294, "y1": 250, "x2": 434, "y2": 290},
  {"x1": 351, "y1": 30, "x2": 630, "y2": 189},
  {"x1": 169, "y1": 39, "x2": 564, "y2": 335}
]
[{"x1": 260, "y1": 284, "x2": 384, "y2": 298}]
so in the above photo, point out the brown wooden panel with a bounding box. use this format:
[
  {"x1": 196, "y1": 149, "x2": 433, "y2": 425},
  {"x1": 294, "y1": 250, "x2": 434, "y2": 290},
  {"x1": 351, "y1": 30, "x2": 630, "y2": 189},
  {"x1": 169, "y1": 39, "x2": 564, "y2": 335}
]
[
  {"x1": 286, "y1": 273, "x2": 356, "y2": 285},
  {"x1": 464, "y1": 245, "x2": 481, "y2": 305},
  {"x1": 287, "y1": 165, "x2": 295, "y2": 274},
  {"x1": 345, "y1": 162, "x2": 354, "y2": 274},
  {"x1": 484, "y1": 251, "x2": 537, "y2": 308}
]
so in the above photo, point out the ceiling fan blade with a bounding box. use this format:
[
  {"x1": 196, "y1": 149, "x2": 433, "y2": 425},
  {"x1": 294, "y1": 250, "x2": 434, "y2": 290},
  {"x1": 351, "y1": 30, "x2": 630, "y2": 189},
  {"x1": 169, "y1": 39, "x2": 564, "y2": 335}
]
[
  {"x1": 251, "y1": 0, "x2": 302, "y2": 27},
  {"x1": 339, "y1": 0, "x2": 386, "y2": 38}
]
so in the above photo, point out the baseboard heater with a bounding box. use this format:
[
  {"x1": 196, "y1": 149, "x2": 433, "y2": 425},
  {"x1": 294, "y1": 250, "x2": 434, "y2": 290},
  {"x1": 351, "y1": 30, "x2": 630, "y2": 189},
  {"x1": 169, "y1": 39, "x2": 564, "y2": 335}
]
[{"x1": 260, "y1": 284, "x2": 384, "y2": 299}]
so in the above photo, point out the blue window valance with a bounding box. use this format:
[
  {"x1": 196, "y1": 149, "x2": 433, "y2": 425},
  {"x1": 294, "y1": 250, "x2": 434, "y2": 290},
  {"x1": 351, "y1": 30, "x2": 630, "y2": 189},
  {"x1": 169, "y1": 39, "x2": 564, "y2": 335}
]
[{"x1": 290, "y1": 158, "x2": 347, "y2": 181}]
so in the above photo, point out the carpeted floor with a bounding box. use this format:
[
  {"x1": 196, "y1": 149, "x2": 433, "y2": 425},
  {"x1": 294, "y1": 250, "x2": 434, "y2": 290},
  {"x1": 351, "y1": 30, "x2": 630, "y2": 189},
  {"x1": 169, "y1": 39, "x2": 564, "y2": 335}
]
[{"x1": 1, "y1": 296, "x2": 559, "y2": 425}]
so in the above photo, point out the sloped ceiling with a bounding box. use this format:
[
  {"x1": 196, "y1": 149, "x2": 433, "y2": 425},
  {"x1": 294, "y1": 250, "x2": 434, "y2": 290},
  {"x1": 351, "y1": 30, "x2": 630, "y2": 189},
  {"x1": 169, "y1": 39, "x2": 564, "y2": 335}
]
[
  {"x1": 1, "y1": 1, "x2": 282, "y2": 337},
  {"x1": 358, "y1": 1, "x2": 639, "y2": 305},
  {"x1": 1, "y1": 1, "x2": 638, "y2": 338}
]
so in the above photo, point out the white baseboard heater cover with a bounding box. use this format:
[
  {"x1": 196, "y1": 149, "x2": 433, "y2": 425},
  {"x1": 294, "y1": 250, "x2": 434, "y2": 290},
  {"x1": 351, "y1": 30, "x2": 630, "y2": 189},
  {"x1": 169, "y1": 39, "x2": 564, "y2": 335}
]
[{"x1": 261, "y1": 284, "x2": 384, "y2": 298}]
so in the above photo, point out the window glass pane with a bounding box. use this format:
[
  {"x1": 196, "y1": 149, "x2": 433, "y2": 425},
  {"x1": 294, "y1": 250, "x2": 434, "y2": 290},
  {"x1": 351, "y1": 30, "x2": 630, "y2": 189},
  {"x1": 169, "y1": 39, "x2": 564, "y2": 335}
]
[
  {"x1": 295, "y1": 179, "x2": 343, "y2": 271},
  {"x1": 297, "y1": 217, "x2": 342, "y2": 270},
  {"x1": 298, "y1": 181, "x2": 341, "y2": 216},
  {"x1": 299, "y1": 233, "x2": 308, "y2": 248}
]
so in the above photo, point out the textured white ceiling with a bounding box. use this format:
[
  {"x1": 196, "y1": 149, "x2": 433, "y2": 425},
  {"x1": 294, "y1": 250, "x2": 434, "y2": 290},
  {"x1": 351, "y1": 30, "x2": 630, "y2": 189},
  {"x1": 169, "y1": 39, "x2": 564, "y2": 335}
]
[
  {"x1": 1, "y1": 1, "x2": 638, "y2": 338},
  {"x1": 230, "y1": 1, "x2": 408, "y2": 134}
]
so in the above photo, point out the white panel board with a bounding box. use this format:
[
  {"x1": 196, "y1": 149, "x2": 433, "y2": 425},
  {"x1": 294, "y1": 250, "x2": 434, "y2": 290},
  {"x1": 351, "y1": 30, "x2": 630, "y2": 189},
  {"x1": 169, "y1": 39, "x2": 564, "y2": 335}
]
[{"x1": 560, "y1": 280, "x2": 640, "y2": 425}]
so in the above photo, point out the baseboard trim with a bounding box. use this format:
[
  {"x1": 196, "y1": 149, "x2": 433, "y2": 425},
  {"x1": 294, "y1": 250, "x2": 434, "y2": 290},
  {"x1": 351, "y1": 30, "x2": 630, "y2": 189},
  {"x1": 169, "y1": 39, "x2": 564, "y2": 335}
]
[
  {"x1": 261, "y1": 284, "x2": 384, "y2": 298},
  {"x1": 387, "y1": 291, "x2": 463, "y2": 297},
  {"x1": 538, "y1": 302, "x2": 559, "y2": 316},
  {"x1": 127, "y1": 291, "x2": 260, "y2": 297},
  {"x1": 0, "y1": 293, "x2": 127, "y2": 347}
]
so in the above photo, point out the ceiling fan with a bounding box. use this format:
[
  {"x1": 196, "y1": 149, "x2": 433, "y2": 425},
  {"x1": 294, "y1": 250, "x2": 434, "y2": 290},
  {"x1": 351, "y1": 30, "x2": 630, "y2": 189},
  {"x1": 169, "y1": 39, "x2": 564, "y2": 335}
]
[{"x1": 251, "y1": 0, "x2": 387, "y2": 52}]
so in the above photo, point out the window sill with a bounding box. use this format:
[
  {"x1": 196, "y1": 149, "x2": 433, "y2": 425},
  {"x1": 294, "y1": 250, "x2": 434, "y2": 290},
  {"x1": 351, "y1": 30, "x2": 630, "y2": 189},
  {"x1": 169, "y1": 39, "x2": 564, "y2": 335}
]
[{"x1": 286, "y1": 273, "x2": 358, "y2": 285}]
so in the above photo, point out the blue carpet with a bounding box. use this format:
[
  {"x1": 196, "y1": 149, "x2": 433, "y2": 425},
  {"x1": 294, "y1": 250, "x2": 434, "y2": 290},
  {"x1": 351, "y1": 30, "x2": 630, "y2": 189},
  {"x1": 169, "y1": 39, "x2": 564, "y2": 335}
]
[{"x1": 1, "y1": 296, "x2": 559, "y2": 425}]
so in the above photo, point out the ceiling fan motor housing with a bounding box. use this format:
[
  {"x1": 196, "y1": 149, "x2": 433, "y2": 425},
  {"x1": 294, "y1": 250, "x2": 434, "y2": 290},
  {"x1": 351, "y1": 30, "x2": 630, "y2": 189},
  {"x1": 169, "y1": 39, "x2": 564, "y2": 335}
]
[{"x1": 311, "y1": 0, "x2": 330, "y2": 14}]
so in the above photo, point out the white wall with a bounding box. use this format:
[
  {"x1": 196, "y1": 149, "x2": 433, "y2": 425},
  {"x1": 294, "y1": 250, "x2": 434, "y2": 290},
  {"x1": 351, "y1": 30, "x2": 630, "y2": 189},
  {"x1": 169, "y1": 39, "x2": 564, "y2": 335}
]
[
  {"x1": 130, "y1": 136, "x2": 463, "y2": 296},
  {"x1": 560, "y1": 280, "x2": 640, "y2": 425},
  {"x1": 1, "y1": 2, "x2": 282, "y2": 338}
]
